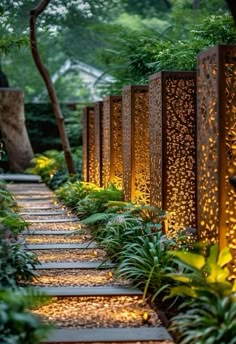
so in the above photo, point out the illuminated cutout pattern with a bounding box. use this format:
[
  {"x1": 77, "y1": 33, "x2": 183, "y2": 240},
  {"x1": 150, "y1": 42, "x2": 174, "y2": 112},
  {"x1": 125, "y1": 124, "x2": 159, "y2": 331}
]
[
  {"x1": 82, "y1": 107, "x2": 96, "y2": 184},
  {"x1": 102, "y1": 97, "x2": 123, "y2": 188},
  {"x1": 225, "y1": 48, "x2": 236, "y2": 277},
  {"x1": 111, "y1": 97, "x2": 123, "y2": 188},
  {"x1": 122, "y1": 87, "x2": 132, "y2": 201},
  {"x1": 82, "y1": 108, "x2": 88, "y2": 181},
  {"x1": 198, "y1": 46, "x2": 236, "y2": 277},
  {"x1": 122, "y1": 85, "x2": 150, "y2": 204},
  {"x1": 102, "y1": 98, "x2": 111, "y2": 188},
  {"x1": 197, "y1": 50, "x2": 219, "y2": 243},
  {"x1": 149, "y1": 72, "x2": 197, "y2": 231},
  {"x1": 94, "y1": 101, "x2": 103, "y2": 187},
  {"x1": 149, "y1": 76, "x2": 162, "y2": 208}
]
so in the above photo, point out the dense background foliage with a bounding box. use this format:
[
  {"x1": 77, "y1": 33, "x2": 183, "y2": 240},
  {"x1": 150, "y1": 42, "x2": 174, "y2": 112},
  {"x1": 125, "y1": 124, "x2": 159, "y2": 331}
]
[{"x1": 0, "y1": 0, "x2": 234, "y2": 102}]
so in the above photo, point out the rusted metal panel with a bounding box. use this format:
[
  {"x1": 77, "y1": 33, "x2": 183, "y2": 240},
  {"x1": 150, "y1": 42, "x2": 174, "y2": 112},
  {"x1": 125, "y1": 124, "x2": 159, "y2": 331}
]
[
  {"x1": 149, "y1": 71, "x2": 197, "y2": 233},
  {"x1": 82, "y1": 106, "x2": 95, "y2": 183},
  {"x1": 102, "y1": 96, "x2": 122, "y2": 188},
  {"x1": 197, "y1": 45, "x2": 236, "y2": 272},
  {"x1": 94, "y1": 101, "x2": 103, "y2": 187},
  {"x1": 122, "y1": 85, "x2": 150, "y2": 203}
]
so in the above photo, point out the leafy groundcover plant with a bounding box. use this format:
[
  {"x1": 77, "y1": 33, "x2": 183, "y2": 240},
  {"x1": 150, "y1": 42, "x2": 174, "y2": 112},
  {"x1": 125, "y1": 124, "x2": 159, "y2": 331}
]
[
  {"x1": 0, "y1": 236, "x2": 40, "y2": 289},
  {"x1": 0, "y1": 288, "x2": 51, "y2": 344},
  {"x1": 166, "y1": 244, "x2": 236, "y2": 344}
]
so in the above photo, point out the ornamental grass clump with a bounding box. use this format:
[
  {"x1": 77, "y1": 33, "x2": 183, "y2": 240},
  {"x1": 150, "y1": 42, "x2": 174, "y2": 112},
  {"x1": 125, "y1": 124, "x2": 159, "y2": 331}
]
[
  {"x1": 166, "y1": 244, "x2": 236, "y2": 344},
  {"x1": 117, "y1": 230, "x2": 177, "y2": 300}
]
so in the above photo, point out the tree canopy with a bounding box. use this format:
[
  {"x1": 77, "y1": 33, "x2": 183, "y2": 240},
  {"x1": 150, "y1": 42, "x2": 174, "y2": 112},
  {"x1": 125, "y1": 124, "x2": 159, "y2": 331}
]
[{"x1": 0, "y1": 0, "x2": 234, "y2": 101}]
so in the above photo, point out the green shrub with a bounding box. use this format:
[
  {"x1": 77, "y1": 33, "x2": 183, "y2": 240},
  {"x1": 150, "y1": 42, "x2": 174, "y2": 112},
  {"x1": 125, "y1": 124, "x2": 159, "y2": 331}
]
[
  {"x1": 55, "y1": 181, "x2": 98, "y2": 207},
  {"x1": 0, "y1": 288, "x2": 51, "y2": 344},
  {"x1": 0, "y1": 210, "x2": 28, "y2": 236},
  {"x1": 26, "y1": 149, "x2": 82, "y2": 189},
  {"x1": 76, "y1": 184, "x2": 123, "y2": 219},
  {"x1": 0, "y1": 236, "x2": 40, "y2": 288},
  {"x1": 166, "y1": 244, "x2": 236, "y2": 343}
]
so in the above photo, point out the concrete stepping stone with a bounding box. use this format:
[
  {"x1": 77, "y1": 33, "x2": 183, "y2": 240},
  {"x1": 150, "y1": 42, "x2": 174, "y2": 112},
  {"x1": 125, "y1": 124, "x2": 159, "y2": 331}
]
[
  {"x1": 19, "y1": 211, "x2": 66, "y2": 216},
  {"x1": 27, "y1": 218, "x2": 79, "y2": 223},
  {"x1": 21, "y1": 230, "x2": 75, "y2": 235},
  {"x1": 33, "y1": 286, "x2": 143, "y2": 297},
  {"x1": 0, "y1": 174, "x2": 42, "y2": 182},
  {"x1": 44, "y1": 327, "x2": 172, "y2": 343},
  {"x1": 35, "y1": 261, "x2": 116, "y2": 269},
  {"x1": 15, "y1": 196, "x2": 54, "y2": 201},
  {"x1": 25, "y1": 243, "x2": 97, "y2": 250},
  {"x1": 20, "y1": 206, "x2": 62, "y2": 210}
]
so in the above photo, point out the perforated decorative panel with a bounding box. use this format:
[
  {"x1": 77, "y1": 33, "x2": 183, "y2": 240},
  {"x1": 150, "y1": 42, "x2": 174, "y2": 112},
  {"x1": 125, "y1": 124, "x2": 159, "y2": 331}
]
[
  {"x1": 102, "y1": 96, "x2": 123, "y2": 188},
  {"x1": 197, "y1": 45, "x2": 236, "y2": 277},
  {"x1": 82, "y1": 106, "x2": 96, "y2": 183},
  {"x1": 122, "y1": 85, "x2": 150, "y2": 203},
  {"x1": 149, "y1": 72, "x2": 197, "y2": 232},
  {"x1": 94, "y1": 101, "x2": 103, "y2": 187}
]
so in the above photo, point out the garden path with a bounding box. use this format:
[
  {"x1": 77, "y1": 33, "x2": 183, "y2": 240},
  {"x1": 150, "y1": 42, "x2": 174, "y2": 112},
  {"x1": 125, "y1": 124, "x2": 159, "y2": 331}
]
[{"x1": 5, "y1": 174, "x2": 174, "y2": 344}]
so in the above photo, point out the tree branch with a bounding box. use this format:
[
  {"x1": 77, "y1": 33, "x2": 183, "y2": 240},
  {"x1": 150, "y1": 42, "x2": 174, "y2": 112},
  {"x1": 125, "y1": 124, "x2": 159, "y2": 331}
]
[{"x1": 29, "y1": 0, "x2": 75, "y2": 174}]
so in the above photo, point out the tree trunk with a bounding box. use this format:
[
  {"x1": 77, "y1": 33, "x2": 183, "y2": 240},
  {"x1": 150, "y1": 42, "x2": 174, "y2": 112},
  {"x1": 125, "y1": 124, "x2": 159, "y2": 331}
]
[
  {"x1": 193, "y1": 0, "x2": 200, "y2": 10},
  {"x1": 0, "y1": 89, "x2": 34, "y2": 172},
  {"x1": 226, "y1": 0, "x2": 236, "y2": 26},
  {"x1": 29, "y1": 0, "x2": 75, "y2": 174}
]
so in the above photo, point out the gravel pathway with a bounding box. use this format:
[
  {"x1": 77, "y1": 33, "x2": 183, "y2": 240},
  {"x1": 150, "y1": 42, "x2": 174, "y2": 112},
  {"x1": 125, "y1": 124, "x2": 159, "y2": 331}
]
[
  {"x1": 33, "y1": 296, "x2": 161, "y2": 328},
  {"x1": 10, "y1": 182, "x2": 174, "y2": 343},
  {"x1": 30, "y1": 269, "x2": 128, "y2": 287}
]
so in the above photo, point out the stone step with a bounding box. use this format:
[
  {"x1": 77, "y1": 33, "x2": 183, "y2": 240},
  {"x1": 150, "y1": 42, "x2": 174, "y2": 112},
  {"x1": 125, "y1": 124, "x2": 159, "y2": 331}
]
[
  {"x1": 0, "y1": 174, "x2": 42, "y2": 182},
  {"x1": 21, "y1": 230, "x2": 75, "y2": 235},
  {"x1": 16, "y1": 200, "x2": 56, "y2": 204},
  {"x1": 33, "y1": 286, "x2": 143, "y2": 297},
  {"x1": 20, "y1": 206, "x2": 62, "y2": 210},
  {"x1": 16, "y1": 197, "x2": 54, "y2": 201},
  {"x1": 25, "y1": 243, "x2": 96, "y2": 250},
  {"x1": 35, "y1": 261, "x2": 115, "y2": 269},
  {"x1": 19, "y1": 211, "x2": 66, "y2": 216},
  {"x1": 43, "y1": 327, "x2": 172, "y2": 343},
  {"x1": 27, "y1": 218, "x2": 79, "y2": 223}
]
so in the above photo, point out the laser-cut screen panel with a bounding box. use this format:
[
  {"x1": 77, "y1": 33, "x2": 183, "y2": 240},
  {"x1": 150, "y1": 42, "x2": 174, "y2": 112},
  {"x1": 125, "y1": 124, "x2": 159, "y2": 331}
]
[
  {"x1": 122, "y1": 85, "x2": 150, "y2": 204},
  {"x1": 197, "y1": 49, "x2": 219, "y2": 243},
  {"x1": 165, "y1": 73, "x2": 197, "y2": 231},
  {"x1": 224, "y1": 47, "x2": 236, "y2": 278},
  {"x1": 110, "y1": 97, "x2": 123, "y2": 189},
  {"x1": 149, "y1": 75, "x2": 163, "y2": 209},
  {"x1": 197, "y1": 46, "x2": 236, "y2": 278},
  {"x1": 85, "y1": 107, "x2": 96, "y2": 184},
  {"x1": 149, "y1": 72, "x2": 197, "y2": 232},
  {"x1": 122, "y1": 86, "x2": 133, "y2": 201},
  {"x1": 94, "y1": 101, "x2": 103, "y2": 187},
  {"x1": 102, "y1": 97, "x2": 111, "y2": 188},
  {"x1": 82, "y1": 107, "x2": 89, "y2": 182},
  {"x1": 133, "y1": 87, "x2": 150, "y2": 204}
]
